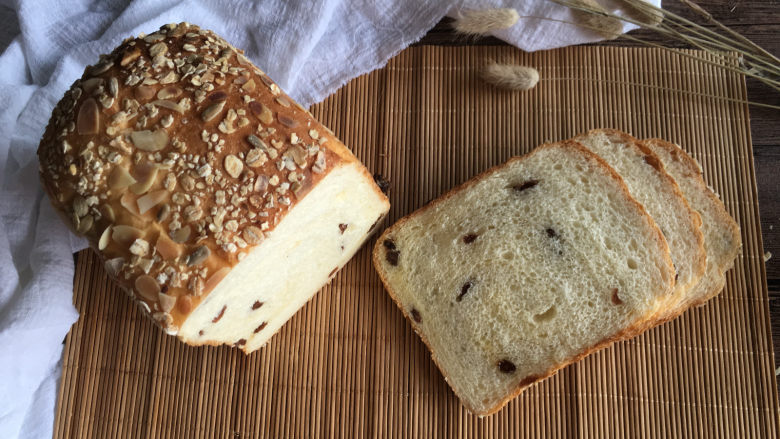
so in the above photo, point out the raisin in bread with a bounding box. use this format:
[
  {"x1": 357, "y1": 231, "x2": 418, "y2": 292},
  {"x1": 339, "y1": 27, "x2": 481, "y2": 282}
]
[
  {"x1": 574, "y1": 129, "x2": 706, "y2": 323},
  {"x1": 37, "y1": 23, "x2": 390, "y2": 353},
  {"x1": 372, "y1": 141, "x2": 674, "y2": 416},
  {"x1": 643, "y1": 138, "x2": 741, "y2": 312}
]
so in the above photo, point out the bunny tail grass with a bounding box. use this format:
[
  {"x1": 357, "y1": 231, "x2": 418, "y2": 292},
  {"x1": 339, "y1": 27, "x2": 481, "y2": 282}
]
[
  {"x1": 453, "y1": 9, "x2": 520, "y2": 35},
  {"x1": 481, "y1": 63, "x2": 540, "y2": 90}
]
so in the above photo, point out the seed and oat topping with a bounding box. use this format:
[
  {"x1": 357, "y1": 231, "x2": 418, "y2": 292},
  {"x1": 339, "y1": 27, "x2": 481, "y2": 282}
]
[{"x1": 36, "y1": 23, "x2": 338, "y2": 335}]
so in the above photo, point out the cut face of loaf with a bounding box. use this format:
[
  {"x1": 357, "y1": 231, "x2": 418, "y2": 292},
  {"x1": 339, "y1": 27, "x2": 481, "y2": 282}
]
[
  {"x1": 37, "y1": 23, "x2": 389, "y2": 352},
  {"x1": 373, "y1": 141, "x2": 674, "y2": 416},
  {"x1": 179, "y1": 163, "x2": 388, "y2": 351},
  {"x1": 574, "y1": 129, "x2": 706, "y2": 323},
  {"x1": 643, "y1": 138, "x2": 741, "y2": 311}
]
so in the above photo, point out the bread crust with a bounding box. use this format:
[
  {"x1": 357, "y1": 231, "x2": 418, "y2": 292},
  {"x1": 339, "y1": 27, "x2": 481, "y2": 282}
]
[
  {"x1": 372, "y1": 140, "x2": 674, "y2": 416},
  {"x1": 573, "y1": 129, "x2": 707, "y2": 330},
  {"x1": 37, "y1": 23, "x2": 388, "y2": 345},
  {"x1": 642, "y1": 138, "x2": 742, "y2": 309}
]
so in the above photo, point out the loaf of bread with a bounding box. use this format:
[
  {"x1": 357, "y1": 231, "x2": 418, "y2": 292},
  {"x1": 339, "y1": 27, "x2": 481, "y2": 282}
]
[
  {"x1": 372, "y1": 141, "x2": 675, "y2": 416},
  {"x1": 574, "y1": 129, "x2": 706, "y2": 324},
  {"x1": 643, "y1": 138, "x2": 741, "y2": 312},
  {"x1": 37, "y1": 23, "x2": 390, "y2": 352}
]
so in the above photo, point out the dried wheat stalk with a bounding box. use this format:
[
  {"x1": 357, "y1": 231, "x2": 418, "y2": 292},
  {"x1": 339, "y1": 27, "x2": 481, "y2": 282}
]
[
  {"x1": 546, "y1": 0, "x2": 780, "y2": 108},
  {"x1": 568, "y1": 0, "x2": 624, "y2": 39}
]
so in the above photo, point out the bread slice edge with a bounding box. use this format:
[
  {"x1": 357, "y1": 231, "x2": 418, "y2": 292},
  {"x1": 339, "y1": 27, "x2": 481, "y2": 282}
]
[
  {"x1": 643, "y1": 137, "x2": 741, "y2": 311},
  {"x1": 572, "y1": 129, "x2": 707, "y2": 327}
]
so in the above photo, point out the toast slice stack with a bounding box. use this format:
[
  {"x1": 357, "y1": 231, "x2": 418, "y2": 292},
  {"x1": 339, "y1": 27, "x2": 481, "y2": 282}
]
[{"x1": 372, "y1": 130, "x2": 741, "y2": 416}]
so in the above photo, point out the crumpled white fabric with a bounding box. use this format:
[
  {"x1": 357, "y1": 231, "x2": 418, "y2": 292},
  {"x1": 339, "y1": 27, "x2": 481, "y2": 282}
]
[{"x1": 0, "y1": 0, "x2": 656, "y2": 437}]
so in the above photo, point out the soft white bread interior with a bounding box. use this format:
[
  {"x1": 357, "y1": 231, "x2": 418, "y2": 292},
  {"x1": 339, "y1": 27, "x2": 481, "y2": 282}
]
[
  {"x1": 179, "y1": 162, "x2": 388, "y2": 351},
  {"x1": 574, "y1": 129, "x2": 706, "y2": 322},
  {"x1": 643, "y1": 138, "x2": 741, "y2": 311},
  {"x1": 37, "y1": 23, "x2": 389, "y2": 352},
  {"x1": 372, "y1": 141, "x2": 674, "y2": 416}
]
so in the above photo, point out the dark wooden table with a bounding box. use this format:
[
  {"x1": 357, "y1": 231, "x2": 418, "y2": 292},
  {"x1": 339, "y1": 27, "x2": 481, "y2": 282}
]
[{"x1": 417, "y1": 0, "x2": 780, "y2": 385}]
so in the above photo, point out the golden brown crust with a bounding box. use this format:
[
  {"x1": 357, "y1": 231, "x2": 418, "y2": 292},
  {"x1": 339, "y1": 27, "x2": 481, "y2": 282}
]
[
  {"x1": 37, "y1": 23, "x2": 380, "y2": 338},
  {"x1": 372, "y1": 140, "x2": 674, "y2": 416},
  {"x1": 572, "y1": 129, "x2": 706, "y2": 333},
  {"x1": 642, "y1": 138, "x2": 742, "y2": 307},
  {"x1": 579, "y1": 129, "x2": 706, "y2": 289}
]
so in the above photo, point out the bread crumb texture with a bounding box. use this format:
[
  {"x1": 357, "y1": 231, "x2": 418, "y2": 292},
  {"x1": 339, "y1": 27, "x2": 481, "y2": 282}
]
[{"x1": 373, "y1": 141, "x2": 675, "y2": 415}]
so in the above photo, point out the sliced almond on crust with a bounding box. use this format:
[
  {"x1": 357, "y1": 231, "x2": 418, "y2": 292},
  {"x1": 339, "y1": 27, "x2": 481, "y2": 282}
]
[
  {"x1": 130, "y1": 129, "x2": 169, "y2": 152},
  {"x1": 155, "y1": 234, "x2": 180, "y2": 260},
  {"x1": 77, "y1": 98, "x2": 100, "y2": 135},
  {"x1": 120, "y1": 192, "x2": 141, "y2": 217},
  {"x1": 137, "y1": 189, "x2": 168, "y2": 214},
  {"x1": 108, "y1": 166, "x2": 137, "y2": 190},
  {"x1": 135, "y1": 275, "x2": 160, "y2": 301},
  {"x1": 112, "y1": 224, "x2": 143, "y2": 246},
  {"x1": 130, "y1": 163, "x2": 159, "y2": 194},
  {"x1": 98, "y1": 226, "x2": 112, "y2": 250},
  {"x1": 158, "y1": 292, "x2": 176, "y2": 312}
]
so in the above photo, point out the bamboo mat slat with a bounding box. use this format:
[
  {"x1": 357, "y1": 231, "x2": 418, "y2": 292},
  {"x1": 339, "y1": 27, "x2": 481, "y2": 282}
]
[{"x1": 54, "y1": 46, "x2": 778, "y2": 438}]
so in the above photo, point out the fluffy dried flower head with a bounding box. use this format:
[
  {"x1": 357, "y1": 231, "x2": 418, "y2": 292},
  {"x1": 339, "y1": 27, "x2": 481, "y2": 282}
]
[
  {"x1": 569, "y1": 0, "x2": 624, "y2": 40},
  {"x1": 481, "y1": 63, "x2": 540, "y2": 91},
  {"x1": 453, "y1": 8, "x2": 519, "y2": 36}
]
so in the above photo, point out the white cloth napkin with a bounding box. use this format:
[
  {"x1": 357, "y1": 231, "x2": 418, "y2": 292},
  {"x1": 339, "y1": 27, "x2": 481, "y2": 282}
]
[{"x1": 0, "y1": 0, "x2": 656, "y2": 437}]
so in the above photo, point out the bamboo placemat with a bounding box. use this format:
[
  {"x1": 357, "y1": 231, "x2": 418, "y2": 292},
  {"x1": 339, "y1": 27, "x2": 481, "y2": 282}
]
[{"x1": 55, "y1": 46, "x2": 778, "y2": 438}]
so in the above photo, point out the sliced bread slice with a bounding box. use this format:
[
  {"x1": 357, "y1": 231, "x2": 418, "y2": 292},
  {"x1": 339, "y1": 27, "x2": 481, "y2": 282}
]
[
  {"x1": 372, "y1": 140, "x2": 674, "y2": 416},
  {"x1": 574, "y1": 129, "x2": 706, "y2": 322},
  {"x1": 643, "y1": 138, "x2": 741, "y2": 311}
]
